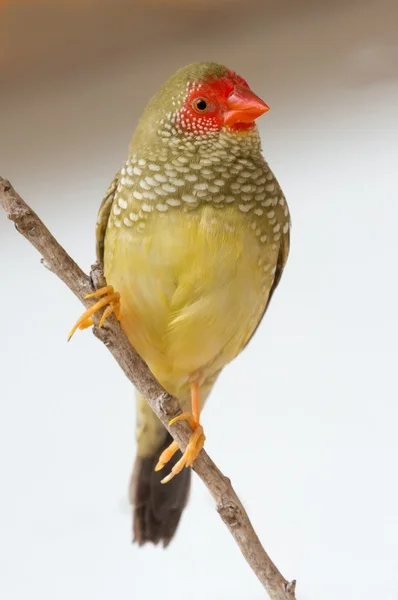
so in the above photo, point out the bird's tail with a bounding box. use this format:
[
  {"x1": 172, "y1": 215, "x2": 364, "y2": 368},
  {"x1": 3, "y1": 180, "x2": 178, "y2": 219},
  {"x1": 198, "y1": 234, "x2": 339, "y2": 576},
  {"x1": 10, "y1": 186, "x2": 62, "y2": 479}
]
[{"x1": 129, "y1": 394, "x2": 191, "y2": 547}]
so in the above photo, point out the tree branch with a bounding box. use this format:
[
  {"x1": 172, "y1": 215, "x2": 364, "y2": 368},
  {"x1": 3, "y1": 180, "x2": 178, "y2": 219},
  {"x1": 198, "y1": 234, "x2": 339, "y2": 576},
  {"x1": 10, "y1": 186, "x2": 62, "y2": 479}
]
[{"x1": 0, "y1": 176, "x2": 297, "y2": 600}]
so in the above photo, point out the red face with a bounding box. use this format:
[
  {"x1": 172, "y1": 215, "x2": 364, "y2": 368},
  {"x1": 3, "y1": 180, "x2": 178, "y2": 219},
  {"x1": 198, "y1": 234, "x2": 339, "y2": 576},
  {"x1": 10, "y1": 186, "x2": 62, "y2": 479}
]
[{"x1": 175, "y1": 71, "x2": 269, "y2": 135}]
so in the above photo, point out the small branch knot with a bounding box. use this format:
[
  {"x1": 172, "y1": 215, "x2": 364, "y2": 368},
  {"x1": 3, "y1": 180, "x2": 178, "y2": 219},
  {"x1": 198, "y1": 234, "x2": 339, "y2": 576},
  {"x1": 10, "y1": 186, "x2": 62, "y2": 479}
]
[
  {"x1": 217, "y1": 499, "x2": 240, "y2": 527},
  {"x1": 285, "y1": 580, "x2": 296, "y2": 595},
  {"x1": 157, "y1": 391, "x2": 179, "y2": 418},
  {"x1": 90, "y1": 262, "x2": 107, "y2": 290},
  {"x1": 92, "y1": 325, "x2": 112, "y2": 346}
]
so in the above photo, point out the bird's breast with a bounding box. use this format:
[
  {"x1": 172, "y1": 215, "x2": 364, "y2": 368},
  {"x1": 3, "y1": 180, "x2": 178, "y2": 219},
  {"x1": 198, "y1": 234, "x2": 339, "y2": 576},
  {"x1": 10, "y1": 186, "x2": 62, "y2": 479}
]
[{"x1": 104, "y1": 202, "x2": 281, "y2": 396}]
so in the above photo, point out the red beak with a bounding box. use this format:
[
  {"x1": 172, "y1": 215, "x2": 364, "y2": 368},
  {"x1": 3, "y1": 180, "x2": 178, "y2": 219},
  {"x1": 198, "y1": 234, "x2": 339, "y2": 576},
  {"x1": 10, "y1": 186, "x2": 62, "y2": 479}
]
[{"x1": 223, "y1": 85, "x2": 269, "y2": 126}]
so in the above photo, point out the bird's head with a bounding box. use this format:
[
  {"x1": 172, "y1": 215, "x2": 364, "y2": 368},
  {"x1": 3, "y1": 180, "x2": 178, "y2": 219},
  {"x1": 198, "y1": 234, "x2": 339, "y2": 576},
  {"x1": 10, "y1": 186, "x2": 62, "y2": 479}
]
[{"x1": 131, "y1": 62, "x2": 269, "y2": 156}]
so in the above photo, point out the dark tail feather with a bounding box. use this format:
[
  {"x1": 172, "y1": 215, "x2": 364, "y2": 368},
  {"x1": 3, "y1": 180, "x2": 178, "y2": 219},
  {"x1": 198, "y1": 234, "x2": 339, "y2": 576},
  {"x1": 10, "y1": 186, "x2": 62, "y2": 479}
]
[{"x1": 129, "y1": 432, "x2": 191, "y2": 547}]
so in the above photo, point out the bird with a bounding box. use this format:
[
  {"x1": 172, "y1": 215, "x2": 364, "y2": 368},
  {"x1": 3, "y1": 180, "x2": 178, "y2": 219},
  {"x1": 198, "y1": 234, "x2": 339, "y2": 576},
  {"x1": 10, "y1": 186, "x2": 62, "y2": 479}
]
[{"x1": 69, "y1": 62, "x2": 290, "y2": 546}]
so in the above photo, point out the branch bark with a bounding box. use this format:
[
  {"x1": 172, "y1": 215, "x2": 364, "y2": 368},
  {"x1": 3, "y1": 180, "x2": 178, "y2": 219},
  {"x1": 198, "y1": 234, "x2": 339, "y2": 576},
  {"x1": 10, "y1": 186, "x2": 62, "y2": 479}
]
[{"x1": 0, "y1": 176, "x2": 297, "y2": 600}]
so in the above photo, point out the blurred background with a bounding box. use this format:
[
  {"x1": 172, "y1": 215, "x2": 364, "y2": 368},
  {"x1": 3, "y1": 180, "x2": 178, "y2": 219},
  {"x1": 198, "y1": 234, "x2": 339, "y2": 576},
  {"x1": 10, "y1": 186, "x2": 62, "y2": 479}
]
[{"x1": 1, "y1": 1, "x2": 398, "y2": 599}]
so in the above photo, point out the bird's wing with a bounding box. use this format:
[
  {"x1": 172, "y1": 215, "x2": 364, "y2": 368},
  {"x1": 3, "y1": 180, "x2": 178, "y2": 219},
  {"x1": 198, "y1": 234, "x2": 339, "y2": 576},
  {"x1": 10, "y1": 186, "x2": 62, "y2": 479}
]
[
  {"x1": 95, "y1": 172, "x2": 120, "y2": 265},
  {"x1": 243, "y1": 224, "x2": 290, "y2": 350}
]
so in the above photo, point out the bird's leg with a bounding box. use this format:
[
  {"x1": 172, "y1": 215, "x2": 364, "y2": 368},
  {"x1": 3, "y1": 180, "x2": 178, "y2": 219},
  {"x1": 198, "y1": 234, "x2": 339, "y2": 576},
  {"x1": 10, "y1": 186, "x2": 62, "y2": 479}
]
[
  {"x1": 68, "y1": 285, "x2": 121, "y2": 341},
  {"x1": 155, "y1": 380, "x2": 206, "y2": 484}
]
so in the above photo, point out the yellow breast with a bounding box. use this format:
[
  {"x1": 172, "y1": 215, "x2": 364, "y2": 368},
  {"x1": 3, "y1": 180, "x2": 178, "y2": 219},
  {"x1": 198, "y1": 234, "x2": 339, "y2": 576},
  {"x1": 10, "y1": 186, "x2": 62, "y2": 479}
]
[{"x1": 104, "y1": 203, "x2": 279, "y2": 398}]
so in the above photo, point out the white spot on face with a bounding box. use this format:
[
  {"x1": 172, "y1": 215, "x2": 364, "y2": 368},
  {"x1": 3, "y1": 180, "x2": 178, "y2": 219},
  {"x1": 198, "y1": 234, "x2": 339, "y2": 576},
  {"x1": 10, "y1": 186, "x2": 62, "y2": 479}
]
[
  {"x1": 225, "y1": 196, "x2": 235, "y2": 203},
  {"x1": 133, "y1": 166, "x2": 142, "y2": 176},
  {"x1": 251, "y1": 222, "x2": 257, "y2": 231},
  {"x1": 114, "y1": 219, "x2": 121, "y2": 228},
  {"x1": 121, "y1": 167, "x2": 126, "y2": 176},
  {"x1": 133, "y1": 190, "x2": 143, "y2": 200},
  {"x1": 267, "y1": 210, "x2": 275, "y2": 219},
  {"x1": 266, "y1": 183, "x2": 275, "y2": 192},
  {"x1": 283, "y1": 222, "x2": 290, "y2": 234},
  {"x1": 274, "y1": 233, "x2": 281, "y2": 242},
  {"x1": 123, "y1": 217, "x2": 132, "y2": 227},
  {"x1": 213, "y1": 195, "x2": 224, "y2": 203},
  {"x1": 271, "y1": 265, "x2": 277, "y2": 275},
  {"x1": 156, "y1": 203, "x2": 168, "y2": 212},
  {"x1": 170, "y1": 178, "x2": 184, "y2": 187},
  {"x1": 214, "y1": 179, "x2": 225, "y2": 187},
  {"x1": 118, "y1": 198, "x2": 127, "y2": 209},
  {"x1": 261, "y1": 198, "x2": 273, "y2": 207},
  {"x1": 148, "y1": 163, "x2": 160, "y2": 171},
  {"x1": 138, "y1": 159, "x2": 146, "y2": 167},
  {"x1": 273, "y1": 223, "x2": 281, "y2": 233},
  {"x1": 260, "y1": 234, "x2": 267, "y2": 243},
  {"x1": 165, "y1": 169, "x2": 178, "y2": 178},
  {"x1": 241, "y1": 184, "x2": 252, "y2": 193},
  {"x1": 279, "y1": 197, "x2": 285, "y2": 206},
  {"x1": 185, "y1": 174, "x2": 197, "y2": 182},
  {"x1": 113, "y1": 204, "x2": 121, "y2": 215},
  {"x1": 255, "y1": 193, "x2": 266, "y2": 202},
  {"x1": 141, "y1": 203, "x2": 153, "y2": 213},
  {"x1": 254, "y1": 208, "x2": 263, "y2": 216},
  {"x1": 241, "y1": 194, "x2": 252, "y2": 202},
  {"x1": 208, "y1": 185, "x2": 219, "y2": 193},
  {"x1": 129, "y1": 212, "x2": 139, "y2": 222}
]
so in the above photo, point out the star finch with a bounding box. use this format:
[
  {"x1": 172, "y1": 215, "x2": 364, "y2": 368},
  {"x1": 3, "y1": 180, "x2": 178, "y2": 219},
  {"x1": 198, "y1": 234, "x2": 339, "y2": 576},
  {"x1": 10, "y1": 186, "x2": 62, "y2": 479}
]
[{"x1": 70, "y1": 62, "x2": 290, "y2": 546}]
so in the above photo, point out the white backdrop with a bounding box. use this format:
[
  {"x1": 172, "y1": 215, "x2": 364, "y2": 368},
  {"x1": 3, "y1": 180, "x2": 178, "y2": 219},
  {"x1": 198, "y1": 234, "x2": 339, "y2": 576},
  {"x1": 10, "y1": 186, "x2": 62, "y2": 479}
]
[{"x1": 1, "y1": 1, "x2": 398, "y2": 598}]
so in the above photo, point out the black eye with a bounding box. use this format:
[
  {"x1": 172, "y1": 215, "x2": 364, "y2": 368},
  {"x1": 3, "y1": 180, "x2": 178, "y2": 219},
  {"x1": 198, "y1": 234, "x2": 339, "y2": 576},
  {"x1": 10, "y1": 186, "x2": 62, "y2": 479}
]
[{"x1": 193, "y1": 98, "x2": 208, "y2": 113}]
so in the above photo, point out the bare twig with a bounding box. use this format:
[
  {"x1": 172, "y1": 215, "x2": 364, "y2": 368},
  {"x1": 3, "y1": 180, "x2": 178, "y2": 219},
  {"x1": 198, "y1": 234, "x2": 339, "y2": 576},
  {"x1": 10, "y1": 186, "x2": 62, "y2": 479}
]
[{"x1": 0, "y1": 176, "x2": 297, "y2": 600}]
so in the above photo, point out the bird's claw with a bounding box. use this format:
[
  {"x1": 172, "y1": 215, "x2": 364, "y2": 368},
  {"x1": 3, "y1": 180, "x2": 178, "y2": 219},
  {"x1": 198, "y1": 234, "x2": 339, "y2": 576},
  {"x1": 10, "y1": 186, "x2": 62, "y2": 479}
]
[
  {"x1": 68, "y1": 285, "x2": 121, "y2": 341},
  {"x1": 155, "y1": 412, "x2": 206, "y2": 484}
]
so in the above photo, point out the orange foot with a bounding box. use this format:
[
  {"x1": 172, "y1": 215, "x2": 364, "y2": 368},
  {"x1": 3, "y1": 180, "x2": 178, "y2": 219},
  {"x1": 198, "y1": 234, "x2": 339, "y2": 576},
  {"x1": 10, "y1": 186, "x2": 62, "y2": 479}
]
[
  {"x1": 68, "y1": 285, "x2": 121, "y2": 341},
  {"x1": 155, "y1": 381, "x2": 205, "y2": 484}
]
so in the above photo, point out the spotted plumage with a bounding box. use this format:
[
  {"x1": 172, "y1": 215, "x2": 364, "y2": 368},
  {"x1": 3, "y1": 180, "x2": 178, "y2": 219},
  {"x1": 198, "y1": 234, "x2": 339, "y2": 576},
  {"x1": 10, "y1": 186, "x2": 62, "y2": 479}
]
[{"x1": 94, "y1": 62, "x2": 290, "y2": 545}]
